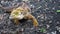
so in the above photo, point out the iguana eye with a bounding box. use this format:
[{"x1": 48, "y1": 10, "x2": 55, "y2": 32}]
[{"x1": 21, "y1": 12, "x2": 27, "y2": 15}]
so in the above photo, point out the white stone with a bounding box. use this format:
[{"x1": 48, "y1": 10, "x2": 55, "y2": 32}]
[
  {"x1": 46, "y1": 25, "x2": 50, "y2": 29},
  {"x1": 22, "y1": 0, "x2": 29, "y2": 2},
  {"x1": 37, "y1": 16, "x2": 40, "y2": 18}
]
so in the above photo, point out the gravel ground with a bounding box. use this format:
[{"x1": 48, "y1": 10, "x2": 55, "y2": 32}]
[{"x1": 0, "y1": 0, "x2": 60, "y2": 34}]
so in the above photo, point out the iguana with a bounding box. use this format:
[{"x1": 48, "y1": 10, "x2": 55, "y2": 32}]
[{"x1": 9, "y1": 2, "x2": 39, "y2": 27}]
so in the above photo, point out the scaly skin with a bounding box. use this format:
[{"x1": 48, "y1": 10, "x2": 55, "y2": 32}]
[{"x1": 10, "y1": 3, "x2": 39, "y2": 27}]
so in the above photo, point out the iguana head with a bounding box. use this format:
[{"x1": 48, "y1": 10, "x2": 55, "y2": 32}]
[{"x1": 9, "y1": 6, "x2": 30, "y2": 20}]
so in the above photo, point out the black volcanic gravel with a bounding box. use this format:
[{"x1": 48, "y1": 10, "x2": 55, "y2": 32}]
[{"x1": 0, "y1": 0, "x2": 60, "y2": 34}]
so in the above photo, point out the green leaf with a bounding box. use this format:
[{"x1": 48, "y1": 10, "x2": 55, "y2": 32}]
[
  {"x1": 56, "y1": 10, "x2": 60, "y2": 12},
  {"x1": 40, "y1": 28, "x2": 46, "y2": 33}
]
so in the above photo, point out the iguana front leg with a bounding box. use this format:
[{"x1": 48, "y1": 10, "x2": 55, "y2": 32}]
[
  {"x1": 13, "y1": 19, "x2": 20, "y2": 25},
  {"x1": 26, "y1": 14, "x2": 39, "y2": 27}
]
